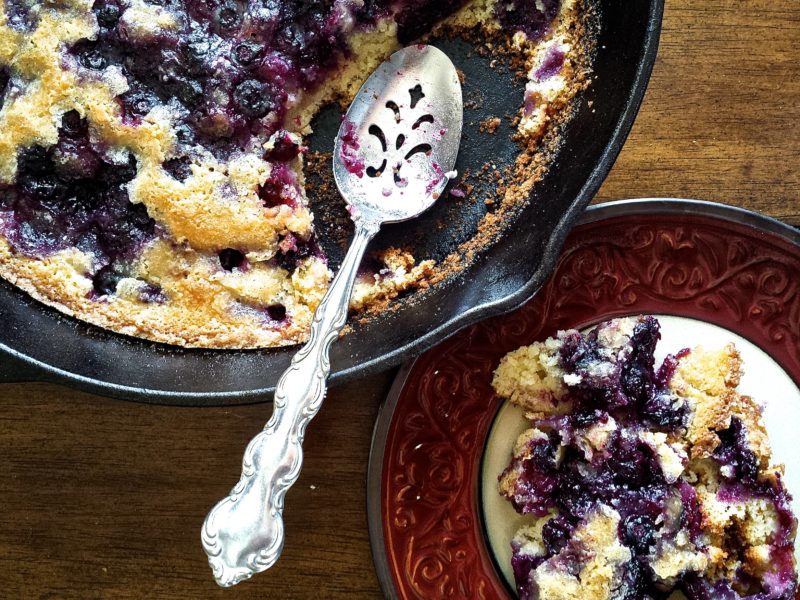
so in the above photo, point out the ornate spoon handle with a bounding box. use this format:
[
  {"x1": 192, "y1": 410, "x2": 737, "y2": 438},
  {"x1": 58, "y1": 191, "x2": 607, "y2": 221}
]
[{"x1": 201, "y1": 219, "x2": 380, "y2": 587}]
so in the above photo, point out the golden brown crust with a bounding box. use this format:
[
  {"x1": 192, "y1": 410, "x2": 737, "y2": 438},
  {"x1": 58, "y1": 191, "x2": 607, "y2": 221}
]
[
  {"x1": 492, "y1": 336, "x2": 573, "y2": 415},
  {"x1": 669, "y1": 343, "x2": 744, "y2": 459},
  {"x1": 531, "y1": 507, "x2": 632, "y2": 600}
]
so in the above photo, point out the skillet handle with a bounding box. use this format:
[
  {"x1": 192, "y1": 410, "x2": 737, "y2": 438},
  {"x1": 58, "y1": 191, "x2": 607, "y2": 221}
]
[{"x1": 201, "y1": 219, "x2": 380, "y2": 587}]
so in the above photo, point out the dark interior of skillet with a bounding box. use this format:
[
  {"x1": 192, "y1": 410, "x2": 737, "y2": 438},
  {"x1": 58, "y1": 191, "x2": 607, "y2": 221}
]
[{"x1": 0, "y1": 0, "x2": 663, "y2": 404}]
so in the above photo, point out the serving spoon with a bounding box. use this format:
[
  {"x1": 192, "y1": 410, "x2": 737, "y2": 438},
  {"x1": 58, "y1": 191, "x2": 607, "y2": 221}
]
[{"x1": 201, "y1": 45, "x2": 463, "y2": 587}]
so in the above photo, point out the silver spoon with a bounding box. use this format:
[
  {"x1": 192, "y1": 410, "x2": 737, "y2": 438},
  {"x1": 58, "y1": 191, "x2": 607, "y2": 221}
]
[{"x1": 200, "y1": 45, "x2": 463, "y2": 587}]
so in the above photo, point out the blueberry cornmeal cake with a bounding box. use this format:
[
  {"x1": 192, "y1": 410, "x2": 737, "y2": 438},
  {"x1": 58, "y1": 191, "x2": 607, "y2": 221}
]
[
  {"x1": 0, "y1": 0, "x2": 592, "y2": 348},
  {"x1": 492, "y1": 316, "x2": 798, "y2": 600}
]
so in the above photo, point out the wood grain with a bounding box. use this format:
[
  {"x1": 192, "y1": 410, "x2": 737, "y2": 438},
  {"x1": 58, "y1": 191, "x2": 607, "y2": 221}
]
[
  {"x1": 0, "y1": 375, "x2": 389, "y2": 599},
  {"x1": 0, "y1": 1, "x2": 798, "y2": 598},
  {"x1": 595, "y1": 0, "x2": 800, "y2": 222}
]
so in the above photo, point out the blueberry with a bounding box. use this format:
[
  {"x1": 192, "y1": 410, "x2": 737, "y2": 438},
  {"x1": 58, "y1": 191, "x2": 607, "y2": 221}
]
[
  {"x1": 618, "y1": 558, "x2": 654, "y2": 599},
  {"x1": 274, "y1": 237, "x2": 315, "y2": 273},
  {"x1": 129, "y1": 203, "x2": 155, "y2": 231},
  {"x1": 98, "y1": 215, "x2": 151, "y2": 256},
  {"x1": 218, "y1": 248, "x2": 246, "y2": 271},
  {"x1": 60, "y1": 110, "x2": 87, "y2": 137},
  {"x1": 93, "y1": 265, "x2": 123, "y2": 296},
  {"x1": 148, "y1": 49, "x2": 205, "y2": 108},
  {"x1": 277, "y1": 22, "x2": 307, "y2": 56},
  {"x1": 173, "y1": 77, "x2": 204, "y2": 108},
  {"x1": 0, "y1": 186, "x2": 15, "y2": 210},
  {"x1": 620, "y1": 317, "x2": 661, "y2": 405},
  {"x1": 4, "y1": 0, "x2": 38, "y2": 32},
  {"x1": 233, "y1": 79, "x2": 273, "y2": 118},
  {"x1": 558, "y1": 330, "x2": 595, "y2": 372},
  {"x1": 541, "y1": 515, "x2": 575, "y2": 556},
  {"x1": 6, "y1": 144, "x2": 151, "y2": 261},
  {"x1": 494, "y1": 0, "x2": 560, "y2": 41},
  {"x1": 232, "y1": 41, "x2": 264, "y2": 67},
  {"x1": 53, "y1": 138, "x2": 101, "y2": 180},
  {"x1": 621, "y1": 515, "x2": 657, "y2": 554},
  {"x1": 605, "y1": 435, "x2": 662, "y2": 487},
  {"x1": 16, "y1": 145, "x2": 51, "y2": 176},
  {"x1": 275, "y1": 251, "x2": 297, "y2": 272},
  {"x1": 94, "y1": 1, "x2": 122, "y2": 28},
  {"x1": 79, "y1": 46, "x2": 108, "y2": 70},
  {"x1": 555, "y1": 474, "x2": 594, "y2": 518},
  {"x1": 573, "y1": 409, "x2": 603, "y2": 428},
  {"x1": 0, "y1": 69, "x2": 9, "y2": 111},
  {"x1": 107, "y1": 155, "x2": 138, "y2": 185},
  {"x1": 355, "y1": 0, "x2": 382, "y2": 23},
  {"x1": 265, "y1": 130, "x2": 301, "y2": 162},
  {"x1": 713, "y1": 418, "x2": 760, "y2": 483},
  {"x1": 139, "y1": 283, "x2": 166, "y2": 303},
  {"x1": 213, "y1": 1, "x2": 243, "y2": 32},
  {"x1": 20, "y1": 174, "x2": 67, "y2": 201},
  {"x1": 621, "y1": 365, "x2": 653, "y2": 406},
  {"x1": 641, "y1": 390, "x2": 686, "y2": 430},
  {"x1": 121, "y1": 88, "x2": 158, "y2": 118},
  {"x1": 529, "y1": 439, "x2": 557, "y2": 470},
  {"x1": 174, "y1": 123, "x2": 196, "y2": 146},
  {"x1": 266, "y1": 304, "x2": 287, "y2": 322},
  {"x1": 506, "y1": 438, "x2": 563, "y2": 516},
  {"x1": 14, "y1": 218, "x2": 63, "y2": 255},
  {"x1": 182, "y1": 31, "x2": 212, "y2": 73},
  {"x1": 510, "y1": 551, "x2": 540, "y2": 600},
  {"x1": 678, "y1": 482, "x2": 704, "y2": 542},
  {"x1": 163, "y1": 157, "x2": 193, "y2": 181},
  {"x1": 185, "y1": 40, "x2": 210, "y2": 63},
  {"x1": 394, "y1": 0, "x2": 463, "y2": 44},
  {"x1": 258, "y1": 179, "x2": 286, "y2": 207}
]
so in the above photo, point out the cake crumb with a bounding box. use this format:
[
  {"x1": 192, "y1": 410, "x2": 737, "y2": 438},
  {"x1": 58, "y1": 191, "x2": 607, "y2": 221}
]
[{"x1": 480, "y1": 117, "x2": 502, "y2": 134}]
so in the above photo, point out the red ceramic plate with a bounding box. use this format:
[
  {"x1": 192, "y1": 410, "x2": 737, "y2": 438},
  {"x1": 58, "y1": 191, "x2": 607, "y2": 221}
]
[{"x1": 367, "y1": 198, "x2": 800, "y2": 599}]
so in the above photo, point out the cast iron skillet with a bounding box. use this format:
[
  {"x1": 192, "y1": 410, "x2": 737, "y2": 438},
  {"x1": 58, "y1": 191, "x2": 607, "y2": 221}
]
[{"x1": 0, "y1": 1, "x2": 664, "y2": 405}]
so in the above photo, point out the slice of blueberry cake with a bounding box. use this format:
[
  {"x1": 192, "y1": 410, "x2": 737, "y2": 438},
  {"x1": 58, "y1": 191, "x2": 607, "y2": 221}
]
[
  {"x1": 493, "y1": 316, "x2": 798, "y2": 600},
  {"x1": 0, "y1": 0, "x2": 591, "y2": 348}
]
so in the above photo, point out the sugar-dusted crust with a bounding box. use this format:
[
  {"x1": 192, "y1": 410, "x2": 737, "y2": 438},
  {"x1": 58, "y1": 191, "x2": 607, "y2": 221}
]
[
  {"x1": 669, "y1": 343, "x2": 744, "y2": 459},
  {"x1": 494, "y1": 316, "x2": 798, "y2": 600},
  {"x1": 492, "y1": 336, "x2": 572, "y2": 416},
  {"x1": 528, "y1": 507, "x2": 632, "y2": 600}
]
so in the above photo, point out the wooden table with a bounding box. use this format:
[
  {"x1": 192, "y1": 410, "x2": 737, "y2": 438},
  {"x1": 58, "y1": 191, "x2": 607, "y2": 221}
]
[{"x1": 1, "y1": 2, "x2": 798, "y2": 598}]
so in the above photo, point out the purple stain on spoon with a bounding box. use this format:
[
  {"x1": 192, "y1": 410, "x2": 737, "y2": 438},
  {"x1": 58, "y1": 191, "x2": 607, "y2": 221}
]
[
  {"x1": 339, "y1": 119, "x2": 365, "y2": 178},
  {"x1": 426, "y1": 161, "x2": 455, "y2": 195}
]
